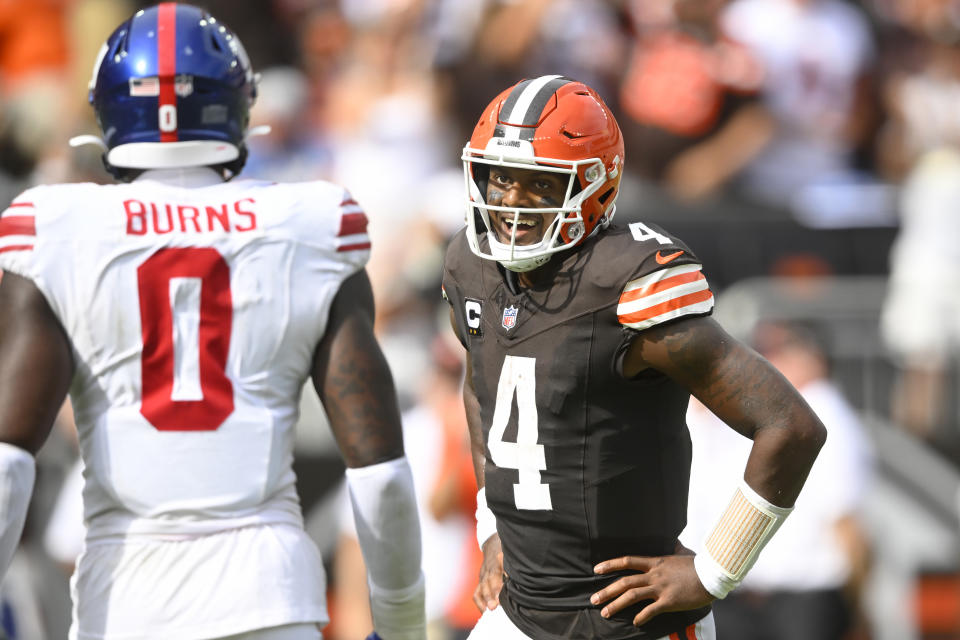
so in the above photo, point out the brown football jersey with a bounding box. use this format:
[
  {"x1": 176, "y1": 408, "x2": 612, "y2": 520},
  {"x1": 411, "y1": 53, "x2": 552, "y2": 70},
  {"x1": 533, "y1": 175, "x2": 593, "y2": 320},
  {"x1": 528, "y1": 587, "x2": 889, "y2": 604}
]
[{"x1": 442, "y1": 221, "x2": 715, "y2": 639}]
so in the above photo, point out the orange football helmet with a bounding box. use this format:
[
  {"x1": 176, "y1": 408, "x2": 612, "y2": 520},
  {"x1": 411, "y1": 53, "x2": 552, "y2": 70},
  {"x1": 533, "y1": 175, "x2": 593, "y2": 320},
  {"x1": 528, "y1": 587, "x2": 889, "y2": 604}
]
[{"x1": 462, "y1": 75, "x2": 624, "y2": 272}]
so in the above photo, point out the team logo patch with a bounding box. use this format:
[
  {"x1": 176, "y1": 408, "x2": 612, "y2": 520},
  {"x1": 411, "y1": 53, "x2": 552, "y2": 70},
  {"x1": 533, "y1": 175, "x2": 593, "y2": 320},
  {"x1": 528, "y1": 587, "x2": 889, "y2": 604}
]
[
  {"x1": 465, "y1": 298, "x2": 483, "y2": 337},
  {"x1": 502, "y1": 305, "x2": 519, "y2": 330}
]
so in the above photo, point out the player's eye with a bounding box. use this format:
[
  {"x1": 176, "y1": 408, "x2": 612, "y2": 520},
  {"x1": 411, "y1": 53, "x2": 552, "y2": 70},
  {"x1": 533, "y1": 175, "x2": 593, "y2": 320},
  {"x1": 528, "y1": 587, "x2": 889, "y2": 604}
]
[{"x1": 534, "y1": 177, "x2": 562, "y2": 196}]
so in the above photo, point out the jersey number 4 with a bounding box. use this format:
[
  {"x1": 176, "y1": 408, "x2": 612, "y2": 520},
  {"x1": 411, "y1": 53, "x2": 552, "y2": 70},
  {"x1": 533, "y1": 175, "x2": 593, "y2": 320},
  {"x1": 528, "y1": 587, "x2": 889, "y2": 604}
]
[
  {"x1": 137, "y1": 248, "x2": 235, "y2": 431},
  {"x1": 489, "y1": 355, "x2": 552, "y2": 511}
]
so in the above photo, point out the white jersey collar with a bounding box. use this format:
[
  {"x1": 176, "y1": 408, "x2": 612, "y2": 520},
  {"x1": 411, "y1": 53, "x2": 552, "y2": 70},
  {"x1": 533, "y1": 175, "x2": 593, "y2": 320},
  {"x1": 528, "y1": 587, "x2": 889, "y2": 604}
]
[{"x1": 134, "y1": 168, "x2": 226, "y2": 188}]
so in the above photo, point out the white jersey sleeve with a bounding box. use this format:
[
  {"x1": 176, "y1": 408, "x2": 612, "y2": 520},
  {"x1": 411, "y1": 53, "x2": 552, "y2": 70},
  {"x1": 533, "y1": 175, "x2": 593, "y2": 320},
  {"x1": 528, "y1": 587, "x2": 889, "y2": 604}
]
[{"x1": 2, "y1": 176, "x2": 370, "y2": 539}]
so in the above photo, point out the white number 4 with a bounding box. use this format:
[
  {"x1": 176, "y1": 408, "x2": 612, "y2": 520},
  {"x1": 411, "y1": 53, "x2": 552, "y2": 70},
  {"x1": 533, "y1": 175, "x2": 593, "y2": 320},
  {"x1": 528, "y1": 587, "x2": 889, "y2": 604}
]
[
  {"x1": 489, "y1": 355, "x2": 552, "y2": 510},
  {"x1": 629, "y1": 222, "x2": 671, "y2": 245}
]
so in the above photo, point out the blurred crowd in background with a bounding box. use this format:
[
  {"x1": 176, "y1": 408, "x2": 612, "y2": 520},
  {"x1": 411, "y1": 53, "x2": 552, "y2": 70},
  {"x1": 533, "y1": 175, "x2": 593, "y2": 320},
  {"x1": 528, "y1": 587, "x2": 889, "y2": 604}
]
[{"x1": 4, "y1": 0, "x2": 960, "y2": 639}]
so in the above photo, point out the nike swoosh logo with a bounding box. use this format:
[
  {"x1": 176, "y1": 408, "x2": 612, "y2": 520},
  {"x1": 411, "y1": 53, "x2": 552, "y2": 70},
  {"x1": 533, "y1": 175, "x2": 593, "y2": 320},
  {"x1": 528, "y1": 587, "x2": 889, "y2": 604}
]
[{"x1": 656, "y1": 250, "x2": 683, "y2": 264}]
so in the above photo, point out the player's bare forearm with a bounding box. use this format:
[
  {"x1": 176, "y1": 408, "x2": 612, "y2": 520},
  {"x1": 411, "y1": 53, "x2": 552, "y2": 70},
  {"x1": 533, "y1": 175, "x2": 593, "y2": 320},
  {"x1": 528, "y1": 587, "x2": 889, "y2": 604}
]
[
  {"x1": 313, "y1": 270, "x2": 404, "y2": 468},
  {"x1": 449, "y1": 311, "x2": 487, "y2": 488},
  {"x1": 0, "y1": 273, "x2": 73, "y2": 453},
  {"x1": 462, "y1": 351, "x2": 487, "y2": 488},
  {"x1": 625, "y1": 316, "x2": 826, "y2": 506}
]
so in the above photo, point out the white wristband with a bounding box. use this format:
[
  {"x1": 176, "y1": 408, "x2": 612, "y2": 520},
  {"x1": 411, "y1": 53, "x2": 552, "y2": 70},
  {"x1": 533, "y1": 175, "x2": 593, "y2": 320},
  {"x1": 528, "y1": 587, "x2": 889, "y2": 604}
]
[
  {"x1": 0, "y1": 443, "x2": 35, "y2": 579},
  {"x1": 345, "y1": 456, "x2": 426, "y2": 638},
  {"x1": 475, "y1": 487, "x2": 497, "y2": 550},
  {"x1": 694, "y1": 480, "x2": 793, "y2": 599},
  {"x1": 369, "y1": 575, "x2": 427, "y2": 640}
]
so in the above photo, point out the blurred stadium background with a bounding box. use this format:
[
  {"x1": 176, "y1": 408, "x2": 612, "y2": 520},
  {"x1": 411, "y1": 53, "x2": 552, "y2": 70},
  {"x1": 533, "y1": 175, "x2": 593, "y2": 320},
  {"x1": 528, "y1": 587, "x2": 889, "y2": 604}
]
[{"x1": 3, "y1": 0, "x2": 960, "y2": 638}]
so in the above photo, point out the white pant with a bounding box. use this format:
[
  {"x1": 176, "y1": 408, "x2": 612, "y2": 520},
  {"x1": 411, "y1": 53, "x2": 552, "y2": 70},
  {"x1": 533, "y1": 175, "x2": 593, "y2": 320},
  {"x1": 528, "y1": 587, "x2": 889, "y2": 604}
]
[
  {"x1": 467, "y1": 605, "x2": 716, "y2": 640},
  {"x1": 217, "y1": 623, "x2": 323, "y2": 640},
  {"x1": 70, "y1": 524, "x2": 328, "y2": 640}
]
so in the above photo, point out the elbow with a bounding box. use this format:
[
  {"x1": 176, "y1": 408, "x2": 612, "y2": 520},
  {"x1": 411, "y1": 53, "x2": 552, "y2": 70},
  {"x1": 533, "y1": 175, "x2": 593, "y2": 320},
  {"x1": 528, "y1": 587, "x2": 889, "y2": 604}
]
[
  {"x1": 811, "y1": 417, "x2": 828, "y2": 451},
  {"x1": 796, "y1": 416, "x2": 828, "y2": 461}
]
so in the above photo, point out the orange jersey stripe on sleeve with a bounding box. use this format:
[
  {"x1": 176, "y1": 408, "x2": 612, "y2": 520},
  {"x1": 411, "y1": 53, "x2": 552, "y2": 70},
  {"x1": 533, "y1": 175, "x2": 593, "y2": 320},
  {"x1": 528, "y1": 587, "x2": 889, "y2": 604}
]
[
  {"x1": 618, "y1": 289, "x2": 713, "y2": 328},
  {"x1": 617, "y1": 264, "x2": 713, "y2": 330},
  {"x1": 619, "y1": 269, "x2": 704, "y2": 304}
]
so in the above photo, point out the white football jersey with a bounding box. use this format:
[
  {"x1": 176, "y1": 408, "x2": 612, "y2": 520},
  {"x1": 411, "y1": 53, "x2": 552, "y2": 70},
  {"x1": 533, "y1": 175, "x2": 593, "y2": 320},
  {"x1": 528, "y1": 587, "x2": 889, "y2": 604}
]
[{"x1": 0, "y1": 168, "x2": 370, "y2": 540}]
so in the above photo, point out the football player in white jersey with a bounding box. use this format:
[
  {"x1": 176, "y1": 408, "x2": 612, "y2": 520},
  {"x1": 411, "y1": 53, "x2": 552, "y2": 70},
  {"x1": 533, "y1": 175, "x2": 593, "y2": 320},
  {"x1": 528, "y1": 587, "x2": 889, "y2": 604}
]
[{"x1": 0, "y1": 4, "x2": 425, "y2": 640}]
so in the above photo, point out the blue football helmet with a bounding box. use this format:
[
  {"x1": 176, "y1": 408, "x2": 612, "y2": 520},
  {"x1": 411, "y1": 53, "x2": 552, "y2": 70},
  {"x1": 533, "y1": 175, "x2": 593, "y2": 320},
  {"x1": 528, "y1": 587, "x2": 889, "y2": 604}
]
[{"x1": 81, "y1": 3, "x2": 258, "y2": 179}]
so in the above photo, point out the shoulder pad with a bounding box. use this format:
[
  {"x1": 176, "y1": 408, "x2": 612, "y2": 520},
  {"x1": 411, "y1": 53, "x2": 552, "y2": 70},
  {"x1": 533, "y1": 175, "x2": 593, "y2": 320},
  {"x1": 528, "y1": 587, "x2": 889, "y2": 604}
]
[{"x1": 276, "y1": 181, "x2": 372, "y2": 269}]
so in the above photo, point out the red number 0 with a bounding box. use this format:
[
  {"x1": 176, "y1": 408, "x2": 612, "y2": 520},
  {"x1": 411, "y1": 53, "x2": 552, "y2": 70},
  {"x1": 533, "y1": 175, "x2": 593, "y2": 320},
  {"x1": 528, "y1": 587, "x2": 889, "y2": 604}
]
[{"x1": 137, "y1": 247, "x2": 234, "y2": 430}]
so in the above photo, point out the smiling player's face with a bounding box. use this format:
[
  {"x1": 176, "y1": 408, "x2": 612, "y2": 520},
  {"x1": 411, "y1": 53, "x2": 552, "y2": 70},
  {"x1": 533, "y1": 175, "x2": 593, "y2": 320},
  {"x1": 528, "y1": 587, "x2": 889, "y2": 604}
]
[{"x1": 485, "y1": 166, "x2": 566, "y2": 245}]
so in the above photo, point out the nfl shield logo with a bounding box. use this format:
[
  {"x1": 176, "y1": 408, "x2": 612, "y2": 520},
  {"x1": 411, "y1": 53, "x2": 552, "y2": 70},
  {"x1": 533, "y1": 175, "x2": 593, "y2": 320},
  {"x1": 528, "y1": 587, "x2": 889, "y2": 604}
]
[{"x1": 502, "y1": 305, "x2": 519, "y2": 330}]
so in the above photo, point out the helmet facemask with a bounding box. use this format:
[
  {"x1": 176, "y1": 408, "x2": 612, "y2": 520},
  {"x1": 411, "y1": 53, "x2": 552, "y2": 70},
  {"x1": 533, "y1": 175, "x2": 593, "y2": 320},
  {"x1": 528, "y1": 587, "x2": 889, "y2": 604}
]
[{"x1": 463, "y1": 142, "x2": 612, "y2": 273}]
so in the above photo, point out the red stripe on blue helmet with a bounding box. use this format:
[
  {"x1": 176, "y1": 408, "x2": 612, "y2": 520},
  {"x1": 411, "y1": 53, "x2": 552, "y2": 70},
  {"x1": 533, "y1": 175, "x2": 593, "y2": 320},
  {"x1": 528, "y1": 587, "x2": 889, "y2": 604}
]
[{"x1": 157, "y1": 2, "x2": 178, "y2": 142}]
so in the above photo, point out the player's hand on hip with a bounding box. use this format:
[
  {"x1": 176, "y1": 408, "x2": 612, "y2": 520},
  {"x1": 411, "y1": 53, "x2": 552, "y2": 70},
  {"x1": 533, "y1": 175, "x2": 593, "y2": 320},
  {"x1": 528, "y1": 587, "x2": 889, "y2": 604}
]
[
  {"x1": 591, "y1": 554, "x2": 714, "y2": 627},
  {"x1": 474, "y1": 533, "x2": 505, "y2": 611}
]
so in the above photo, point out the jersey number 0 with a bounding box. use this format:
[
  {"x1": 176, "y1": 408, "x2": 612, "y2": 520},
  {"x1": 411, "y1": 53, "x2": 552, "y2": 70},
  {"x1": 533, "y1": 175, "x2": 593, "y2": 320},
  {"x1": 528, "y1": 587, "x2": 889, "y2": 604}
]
[
  {"x1": 137, "y1": 247, "x2": 235, "y2": 431},
  {"x1": 489, "y1": 355, "x2": 552, "y2": 511}
]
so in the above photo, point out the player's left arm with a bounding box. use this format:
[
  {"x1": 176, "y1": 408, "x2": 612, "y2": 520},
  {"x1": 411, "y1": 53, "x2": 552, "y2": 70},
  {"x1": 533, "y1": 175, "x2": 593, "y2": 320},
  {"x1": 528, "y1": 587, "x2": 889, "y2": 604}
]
[
  {"x1": 0, "y1": 272, "x2": 74, "y2": 579},
  {"x1": 311, "y1": 269, "x2": 426, "y2": 640},
  {"x1": 592, "y1": 315, "x2": 827, "y2": 626},
  {"x1": 629, "y1": 315, "x2": 826, "y2": 505},
  {"x1": 446, "y1": 307, "x2": 504, "y2": 612},
  {"x1": 463, "y1": 344, "x2": 504, "y2": 612},
  {"x1": 312, "y1": 268, "x2": 404, "y2": 467}
]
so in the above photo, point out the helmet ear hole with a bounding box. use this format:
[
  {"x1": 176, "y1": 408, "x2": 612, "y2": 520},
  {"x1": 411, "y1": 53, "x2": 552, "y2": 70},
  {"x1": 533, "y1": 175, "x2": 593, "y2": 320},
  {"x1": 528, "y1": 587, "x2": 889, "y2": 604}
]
[{"x1": 598, "y1": 187, "x2": 614, "y2": 205}]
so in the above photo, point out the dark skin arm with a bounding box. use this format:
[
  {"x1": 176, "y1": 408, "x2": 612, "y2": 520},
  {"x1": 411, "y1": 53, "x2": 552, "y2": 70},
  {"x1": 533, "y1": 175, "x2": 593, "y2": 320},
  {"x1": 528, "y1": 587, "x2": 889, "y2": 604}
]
[
  {"x1": 312, "y1": 270, "x2": 404, "y2": 468},
  {"x1": 0, "y1": 272, "x2": 74, "y2": 453},
  {"x1": 450, "y1": 309, "x2": 504, "y2": 612},
  {"x1": 592, "y1": 315, "x2": 826, "y2": 627}
]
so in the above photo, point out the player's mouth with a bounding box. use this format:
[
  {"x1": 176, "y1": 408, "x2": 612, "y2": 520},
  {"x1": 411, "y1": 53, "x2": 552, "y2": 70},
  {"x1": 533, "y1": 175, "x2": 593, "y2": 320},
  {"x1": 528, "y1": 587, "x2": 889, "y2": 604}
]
[{"x1": 494, "y1": 212, "x2": 544, "y2": 245}]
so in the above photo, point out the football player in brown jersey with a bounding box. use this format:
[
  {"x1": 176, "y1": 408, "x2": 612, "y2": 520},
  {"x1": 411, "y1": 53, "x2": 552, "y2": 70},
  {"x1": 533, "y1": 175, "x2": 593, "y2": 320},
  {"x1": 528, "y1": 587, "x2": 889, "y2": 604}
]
[{"x1": 442, "y1": 75, "x2": 827, "y2": 640}]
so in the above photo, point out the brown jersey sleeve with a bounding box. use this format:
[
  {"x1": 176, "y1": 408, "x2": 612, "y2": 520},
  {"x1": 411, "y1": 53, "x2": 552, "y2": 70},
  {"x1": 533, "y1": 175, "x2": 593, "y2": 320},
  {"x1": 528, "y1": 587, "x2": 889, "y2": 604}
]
[
  {"x1": 441, "y1": 229, "x2": 476, "y2": 349},
  {"x1": 607, "y1": 221, "x2": 715, "y2": 331}
]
